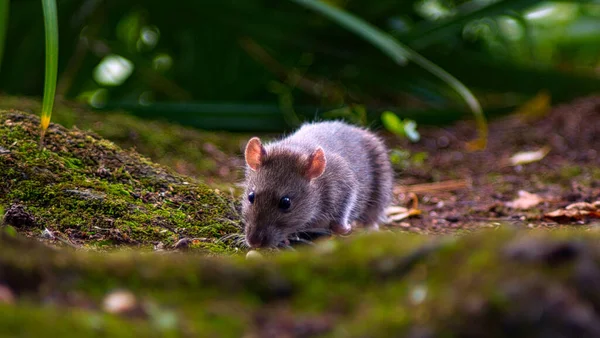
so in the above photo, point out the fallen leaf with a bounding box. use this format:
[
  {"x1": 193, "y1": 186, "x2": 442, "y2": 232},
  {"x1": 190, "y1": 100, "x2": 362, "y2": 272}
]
[
  {"x1": 506, "y1": 190, "x2": 543, "y2": 210},
  {"x1": 386, "y1": 206, "x2": 422, "y2": 222},
  {"x1": 544, "y1": 201, "x2": 600, "y2": 223},
  {"x1": 509, "y1": 146, "x2": 551, "y2": 166}
]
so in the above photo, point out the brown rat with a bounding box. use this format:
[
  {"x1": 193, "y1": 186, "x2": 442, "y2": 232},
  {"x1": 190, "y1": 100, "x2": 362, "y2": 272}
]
[{"x1": 241, "y1": 120, "x2": 393, "y2": 248}]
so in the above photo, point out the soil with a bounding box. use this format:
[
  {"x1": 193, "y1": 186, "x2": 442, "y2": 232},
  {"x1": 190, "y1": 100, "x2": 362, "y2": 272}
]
[{"x1": 381, "y1": 95, "x2": 600, "y2": 234}]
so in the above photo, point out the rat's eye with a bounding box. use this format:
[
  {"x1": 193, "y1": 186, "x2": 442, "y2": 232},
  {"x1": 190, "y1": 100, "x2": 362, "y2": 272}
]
[
  {"x1": 248, "y1": 191, "x2": 255, "y2": 204},
  {"x1": 278, "y1": 196, "x2": 291, "y2": 210}
]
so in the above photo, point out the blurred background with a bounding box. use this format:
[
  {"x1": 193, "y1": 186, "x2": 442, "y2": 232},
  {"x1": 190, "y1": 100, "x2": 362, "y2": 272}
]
[{"x1": 1, "y1": 0, "x2": 600, "y2": 132}]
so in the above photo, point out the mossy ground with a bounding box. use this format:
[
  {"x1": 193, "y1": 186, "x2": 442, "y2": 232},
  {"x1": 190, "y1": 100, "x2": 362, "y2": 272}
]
[
  {"x1": 0, "y1": 95, "x2": 251, "y2": 189},
  {"x1": 3, "y1": 226, "x2": 600, "y2": 337},
  {"x1": 0, "y1": 110, "x2": 240, "y2": 252},
  {"x1": 1, "y1": 96, "x2": 600, "y2": 336}
]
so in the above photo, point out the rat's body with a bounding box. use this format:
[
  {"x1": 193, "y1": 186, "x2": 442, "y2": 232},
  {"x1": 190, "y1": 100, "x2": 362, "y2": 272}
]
[{"x1": 242, "y1": 121, "x2": 393, "y2": 248}]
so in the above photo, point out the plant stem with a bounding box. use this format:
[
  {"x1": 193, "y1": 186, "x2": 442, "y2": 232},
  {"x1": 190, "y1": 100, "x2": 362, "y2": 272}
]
[{"x1": 40, "y1": 0, "x2": 59, "y2": 147}]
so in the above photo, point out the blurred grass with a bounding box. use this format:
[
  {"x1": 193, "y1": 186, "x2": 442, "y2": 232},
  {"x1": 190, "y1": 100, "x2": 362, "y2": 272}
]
[{"x1": 40, "y1": 0, "x2": 58, "y2": 145}]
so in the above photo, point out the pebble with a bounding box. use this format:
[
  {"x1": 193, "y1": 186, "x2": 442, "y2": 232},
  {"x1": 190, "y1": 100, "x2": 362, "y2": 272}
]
[
  {"x1": 102, "y1": 290, "x2": 137, "y2": 314},
  {"x1": 246, "y1": 250, "x2": 263, "y2": 260}
]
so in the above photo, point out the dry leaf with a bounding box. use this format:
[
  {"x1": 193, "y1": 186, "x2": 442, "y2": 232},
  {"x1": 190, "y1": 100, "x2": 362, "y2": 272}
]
[
  {"x1": 386, "y1": 206, "x2": 422, "y2": 222},
  {"x1": 506, "y1": 190, "x2": 543, "y2": 210},
  {"x1": 509, "y1": 146, "x2": 551, "y2": 166},
  {"x1": 544, "y1": 201, "x2": 600, "y2": 223}
]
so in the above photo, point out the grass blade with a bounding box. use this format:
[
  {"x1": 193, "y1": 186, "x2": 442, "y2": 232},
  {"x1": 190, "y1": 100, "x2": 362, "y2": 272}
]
[
  {"x1": 291, "y1": 0, "x2": 410, "y2": 66},
  {"x1": 290, "y1": 0, "x2": 487, "y2": 149},
  {"x1": 0, "y1": 0, "x2": 9, "y2": 72},
  {"x1": 40, "y1": 0, "x2": 58, "y2": 146}
]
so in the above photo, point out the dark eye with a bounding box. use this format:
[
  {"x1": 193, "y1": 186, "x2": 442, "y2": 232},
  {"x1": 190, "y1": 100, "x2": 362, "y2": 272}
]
[
  {"x1": 248, "y1": 191, "x2": 255, "y2": 204},
  {"x1": 278, "y1": 196, "x2": 291, "y2": 210}
]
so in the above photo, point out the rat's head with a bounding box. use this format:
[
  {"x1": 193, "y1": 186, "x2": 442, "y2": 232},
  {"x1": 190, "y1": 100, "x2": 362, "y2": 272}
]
[{"x1": 241, "y1": 137, "x2": 326, "y2": 248}]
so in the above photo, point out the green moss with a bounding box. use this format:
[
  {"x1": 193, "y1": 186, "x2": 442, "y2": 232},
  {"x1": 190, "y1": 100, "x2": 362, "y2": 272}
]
[
  {"x1": 2, "y1": 227, "x2": 600, "y2": 336},
  {"x1": 0, "y1": 95, "x2": 249, "y2": 186},
  {"x1": 0, "y1": 110, "x2": 240, "y2": 251},
  {"x1": 1, "y1": 304, "x2": 164, "y2": 337}
]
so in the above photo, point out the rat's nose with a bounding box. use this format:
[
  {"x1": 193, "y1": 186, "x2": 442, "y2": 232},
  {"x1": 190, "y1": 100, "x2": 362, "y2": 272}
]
[{"x1": 246, "y1": 231, "x2": 267, "y2": 248}]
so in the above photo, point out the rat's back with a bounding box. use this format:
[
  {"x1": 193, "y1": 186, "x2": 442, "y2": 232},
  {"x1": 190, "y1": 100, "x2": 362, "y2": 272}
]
[{"x1": 280, "y1": 120, "x2": 393, "y2": 226}]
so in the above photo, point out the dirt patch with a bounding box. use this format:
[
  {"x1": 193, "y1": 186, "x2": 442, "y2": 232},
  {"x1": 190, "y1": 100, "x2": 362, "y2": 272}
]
[{"x1": 379, "y1": 95, "x2": 600, "y2": 234}]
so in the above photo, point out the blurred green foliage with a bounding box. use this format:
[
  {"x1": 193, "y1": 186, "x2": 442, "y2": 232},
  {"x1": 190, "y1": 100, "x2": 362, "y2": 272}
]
[
  {"x1": 1, "y1": 0, "x2": 599, "y2": 132},
  {"x1": 40, "y1": 0, "x2": 59, "y2": 144}
]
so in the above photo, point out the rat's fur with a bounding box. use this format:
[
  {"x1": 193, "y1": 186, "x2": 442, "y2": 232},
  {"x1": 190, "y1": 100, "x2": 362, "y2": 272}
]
[{"x1": 242, "y1": 121, "x2": 393, "y2": 248}]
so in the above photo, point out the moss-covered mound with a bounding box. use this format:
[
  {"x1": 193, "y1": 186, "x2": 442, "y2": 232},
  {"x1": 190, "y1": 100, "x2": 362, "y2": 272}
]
[
  {"x1": 2, "y1": 227, "x2": 600, "y2": 337},
  {"x1": 0, "y1": 110, "x2": 240, "y2": 251},
  {"x1": 0, "y1": 96, "x2": 249, "y2": 187}
]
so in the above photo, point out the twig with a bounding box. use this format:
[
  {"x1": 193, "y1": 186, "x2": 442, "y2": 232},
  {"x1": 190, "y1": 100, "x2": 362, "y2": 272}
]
[{"x1": 394, "y1": 178, "x2": 471, "y2": 194}]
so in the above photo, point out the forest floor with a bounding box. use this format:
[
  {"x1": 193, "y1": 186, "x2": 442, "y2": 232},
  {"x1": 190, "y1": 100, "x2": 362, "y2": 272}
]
[
  {"x1": 380, "y1": 95, "x2": 600, "y2": 235},
  {"x1": 1, "y1": 95, "x2": 599, "y2": 337},
  {"x1": 1, "y1": 94, "x2": 599, "y2": 247}
]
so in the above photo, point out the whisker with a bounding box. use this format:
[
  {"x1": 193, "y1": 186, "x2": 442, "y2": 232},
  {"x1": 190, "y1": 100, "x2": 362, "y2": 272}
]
[
  {"x1": 217, "y1": 233, "x2": 244, "y2": 243},
  {"x1": 235, "y1": 238, "x2": 247, "y2": 247},
  {"x1": 217, "y1": 233, "x2": 237, "y2": 242},
  {"x1": 289, "y1": 238, "x2": 315, "y2": 246},
  {"x1": 217, "y1": 217, "x2": 244, "y2": 230}
]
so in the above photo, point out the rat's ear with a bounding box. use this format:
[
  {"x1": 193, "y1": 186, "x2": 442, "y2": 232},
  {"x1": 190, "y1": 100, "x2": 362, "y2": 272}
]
[
  {"x1": 305, "y1": 147, "x2": 326, "y2": 180},
  {"x1": 245, "y1": 137, "x2": 266, "y2": 171}
]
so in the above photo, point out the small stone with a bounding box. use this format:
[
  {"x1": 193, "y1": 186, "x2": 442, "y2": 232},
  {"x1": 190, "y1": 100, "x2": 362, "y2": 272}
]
[
  {"x1": 409, "y1": 285, "x2": 428, "y2": 305},
  {"x1": 64, "y1": 189, "x2": 105, "y2": 201},
  {"x1": 103, "y1": 290, "x2": 137, "y2": 314},
  {"x1": 246, "y1": 250, "x2": 263, "y2": 260},
  {"x1": 96, "y1": 167, "x2": 111, "y2": 178},
  {"x1": 445, "y1": 215, "x2": 460, "y2": 223},
  {"x1": 174, "y1": 238, "x2": 191, "y2": 250},
  {"x1": 3, "y1": 204, "x2": 36, "y2": 228},
  {"x1": 0, "y1": 146, "x2": 9, "y2": 155}
]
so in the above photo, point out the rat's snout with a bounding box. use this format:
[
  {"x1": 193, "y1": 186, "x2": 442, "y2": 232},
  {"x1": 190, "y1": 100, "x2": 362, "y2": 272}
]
[{"x1": 245, "y1": 227, "x2": 270, "y2": 248}]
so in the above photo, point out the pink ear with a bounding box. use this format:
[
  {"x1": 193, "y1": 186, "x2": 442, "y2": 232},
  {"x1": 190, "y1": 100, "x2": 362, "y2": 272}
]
[
  {"x1": 305, "y1": 147, "x2": 326, "y2": 180},
  {"x1": 245, "y1": 137, "x2": 266, "y2": 171}
]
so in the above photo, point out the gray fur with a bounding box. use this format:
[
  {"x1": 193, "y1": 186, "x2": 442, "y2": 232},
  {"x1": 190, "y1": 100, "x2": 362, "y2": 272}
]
[{"x1": 242, "y1": 120, "x2": 393, "y2": 248}]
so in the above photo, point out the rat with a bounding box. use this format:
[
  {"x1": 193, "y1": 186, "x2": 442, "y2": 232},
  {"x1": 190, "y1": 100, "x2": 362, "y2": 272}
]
[{"x1": 241, "y1": 120, "x2": 393, "y2": 249}]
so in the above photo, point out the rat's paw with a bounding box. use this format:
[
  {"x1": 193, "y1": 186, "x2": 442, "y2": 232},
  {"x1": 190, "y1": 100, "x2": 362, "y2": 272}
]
[{"x1": 330, "y1": 222, "x2": 352, "y2": 235}]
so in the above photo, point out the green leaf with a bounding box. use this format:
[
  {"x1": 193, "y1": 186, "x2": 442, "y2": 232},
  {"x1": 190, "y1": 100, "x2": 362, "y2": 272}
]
[
  {"x1": 381, "y1": 111, "x2": 420, "y2": 142},
  {"x1": 381, "y1": 111, "x2": 404, "y2": 135}
]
